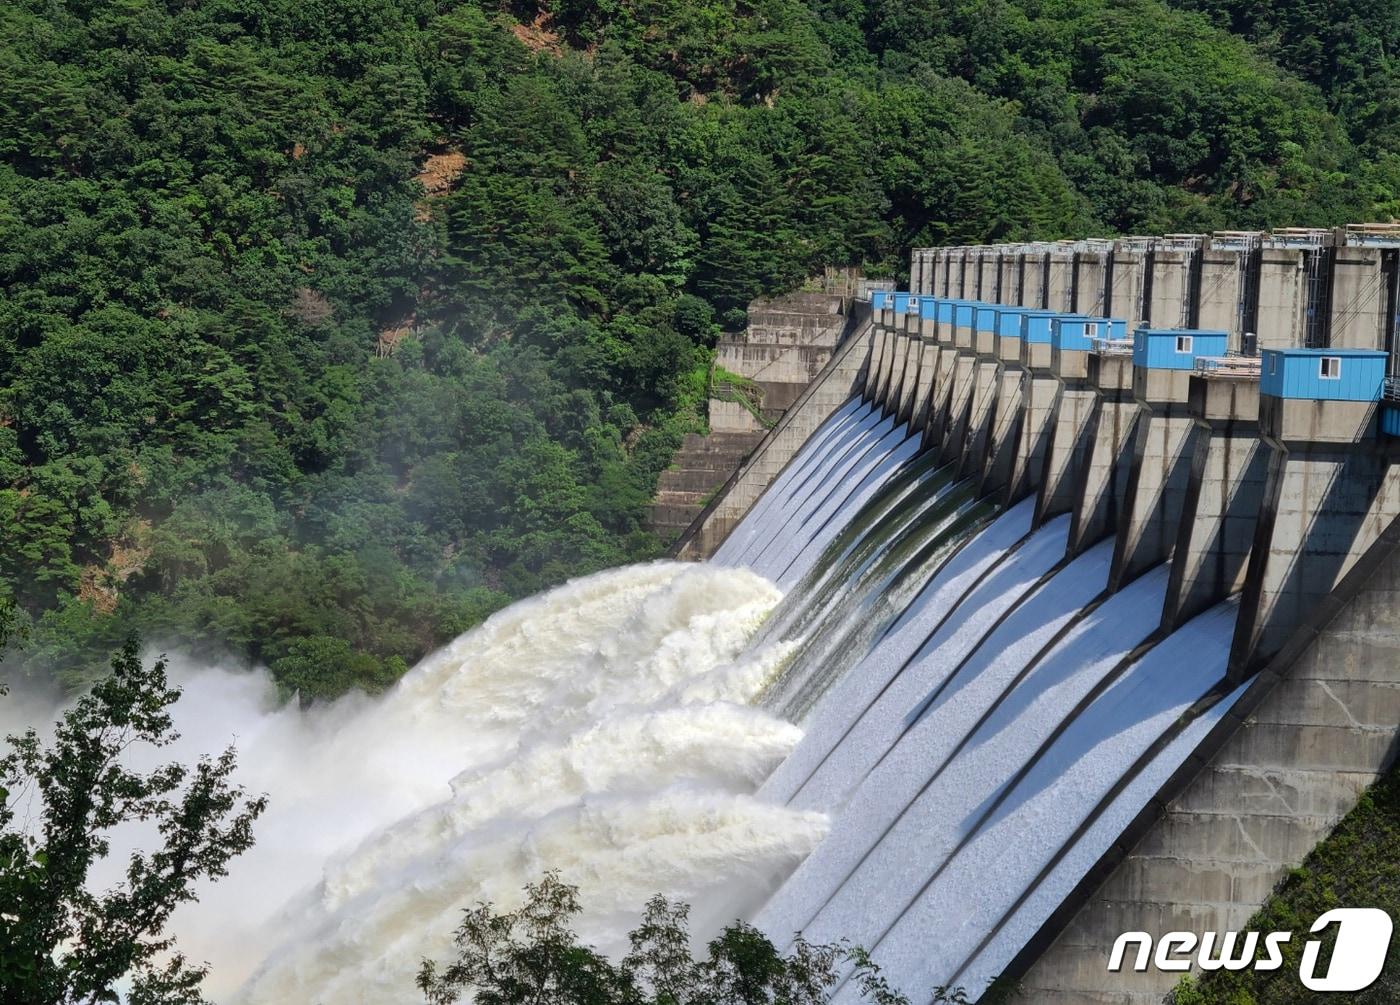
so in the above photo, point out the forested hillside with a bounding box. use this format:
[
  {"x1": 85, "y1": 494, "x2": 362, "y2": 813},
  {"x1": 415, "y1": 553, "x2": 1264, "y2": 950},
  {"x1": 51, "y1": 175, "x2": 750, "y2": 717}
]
[{"x1": 2, "y1": 0, "x2": 1397, "y2": 698}]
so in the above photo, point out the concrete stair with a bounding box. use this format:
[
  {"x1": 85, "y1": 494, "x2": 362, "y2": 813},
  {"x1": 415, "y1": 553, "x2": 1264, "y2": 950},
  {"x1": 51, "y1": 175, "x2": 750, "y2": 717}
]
[
  {"x1": 647, "y1": 430, "x2": 765, "y2": 542},
  {"x1": 647, "y1": 289, "x2": 851, "y2": 544}
]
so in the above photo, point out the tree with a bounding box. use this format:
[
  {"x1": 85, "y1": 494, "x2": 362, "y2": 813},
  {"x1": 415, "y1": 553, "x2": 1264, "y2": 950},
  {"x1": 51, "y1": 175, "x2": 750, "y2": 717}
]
[
  {"x1": 0, "y1": 640, "x2": 266, "y2": 1004},
  {"x1": 417, "y1": 871, "x2": 928, "y2": 1005}
]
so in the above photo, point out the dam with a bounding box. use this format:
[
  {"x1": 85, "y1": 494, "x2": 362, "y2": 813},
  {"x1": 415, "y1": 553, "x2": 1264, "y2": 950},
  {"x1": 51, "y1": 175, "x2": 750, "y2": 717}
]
[{"x1": 673, "y1": 225, "x2": 1400, "y2": 1002}]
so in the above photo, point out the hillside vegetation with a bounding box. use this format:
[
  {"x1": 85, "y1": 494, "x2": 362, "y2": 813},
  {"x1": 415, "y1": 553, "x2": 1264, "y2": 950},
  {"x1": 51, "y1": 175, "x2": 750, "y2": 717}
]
[{"x1": 2, "y1": 0, "x2": 1398, "y2": 697}]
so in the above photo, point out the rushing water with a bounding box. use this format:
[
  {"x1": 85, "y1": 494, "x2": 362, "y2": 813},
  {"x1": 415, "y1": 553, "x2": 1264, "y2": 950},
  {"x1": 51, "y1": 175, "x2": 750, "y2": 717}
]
[{"x1": 4, "y1": 388, "x2": 1250, "y2": 1003}]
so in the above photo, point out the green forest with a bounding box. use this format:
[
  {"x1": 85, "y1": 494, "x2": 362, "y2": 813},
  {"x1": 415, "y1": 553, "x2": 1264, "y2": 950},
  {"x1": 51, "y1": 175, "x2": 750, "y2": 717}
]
[{"x1": 3, "y1": 0, "x2": 1400, "y2": 698}]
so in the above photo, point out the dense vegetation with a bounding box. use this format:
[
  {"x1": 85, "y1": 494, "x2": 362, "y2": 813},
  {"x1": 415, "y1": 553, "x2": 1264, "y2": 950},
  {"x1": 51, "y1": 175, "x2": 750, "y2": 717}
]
[
  {"x1": 3, "y1": 0, "x2": 1400, "y2": 698},
  {"x1": 1170, "y1": 761, "x2": 1400, "y2": 1004}
]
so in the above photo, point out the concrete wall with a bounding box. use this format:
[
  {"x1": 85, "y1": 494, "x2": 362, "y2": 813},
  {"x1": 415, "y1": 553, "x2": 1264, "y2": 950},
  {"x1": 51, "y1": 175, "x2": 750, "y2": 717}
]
[
  {"x1": 712, "y1": 294, "x2": 848, "y2": 434},
  {"x1": 1161, "y1": 376, "x2": 1268, "y2": 632},
  {"x1": 978, "y1": 252, "x2": 1000, "y2": 303},
  {"x1": 672, "y1": 322, "x2": 873, "y2": 559},
  {"x1": 1108, "y1": 245, "x2": 1148, "y2": 325},
  {"x1": 1048, "y1": 250, "x2": 1075, "y2": 313},
  {"x1": 1017, "y1": 513, "x2": 1400, "y2": 1005},
  {"x1": 1145, "y1": 247, "x2": 1195, "y2": 329},
  {"x1": 1075, "y1": 250, "x2": 1110, "y2": 316},
  {"x1": 1023, "y1": 252, "x2": 1048, "y2": 309},
  {"x1": 1229, "y1": 401, "x2": 1400, "y2": 676},
  {"x1": 1328, "y1": 245, "x2": 1387, "y2": 349},
  {"x1": 1067, "y1": 353, "x2": 1140, "y2": 555},
  {"x1": 1110, "y1": 367, "x2": 1196, "y2": 588},
  {"x1": 1195, "y1": 247, "x2": 1245, "y2": 339},
  {"x1": 1254, "y1": 247, "x2": 1307, "y2": 350},
  {"x1": 1001, "y1": 254, "x2": 1022, "y2": 307},
  {"x1": 909, "y1": 330, "x2": 939, "y2": 433}
]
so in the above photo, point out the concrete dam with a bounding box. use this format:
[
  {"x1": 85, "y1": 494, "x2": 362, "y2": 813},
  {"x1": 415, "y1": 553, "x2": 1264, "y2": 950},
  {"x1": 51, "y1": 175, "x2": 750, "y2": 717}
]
[{"x1": 673, "y1": 226, "x2": 1400, "y2": 1003}]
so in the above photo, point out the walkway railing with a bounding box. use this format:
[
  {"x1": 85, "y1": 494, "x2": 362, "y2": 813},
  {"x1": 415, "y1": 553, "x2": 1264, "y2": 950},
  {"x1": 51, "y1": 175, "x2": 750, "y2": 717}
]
[
  {"x1": 1194, "y1": 354, "x2": 1262, "y2": 378},
  {"x1": 1090, "y1": 337, "x2": 1134, "y2": 356},
  {"x1": 1385, "y1": 376, "x2": 1400, "y2": 402}
]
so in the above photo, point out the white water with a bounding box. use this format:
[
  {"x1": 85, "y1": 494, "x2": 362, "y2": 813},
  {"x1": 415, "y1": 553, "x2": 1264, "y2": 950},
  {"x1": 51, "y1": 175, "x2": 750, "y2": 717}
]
[
  {"x1": 740, "y1": 412, "x2": 900, "y2": 578},
  {"x1": 4, "y1": 385, "x2": 1265, "y2": 1004},
  {"x1": 713, "y1": 399, "x2": 874, "y2": 566},
  {"x1": 3, "y1": 562, "x2": 826, "y2": 1002},
  {"x1": 760, "y1": 502, "x2": 1058, "y2": 811},
  {"x1": 765, "y1": 426, "x2": 923, "y2": 589}
]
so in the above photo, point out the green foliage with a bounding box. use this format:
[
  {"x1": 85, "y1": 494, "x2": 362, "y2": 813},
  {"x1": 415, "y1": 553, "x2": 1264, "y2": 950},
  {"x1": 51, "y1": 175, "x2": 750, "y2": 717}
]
[
  {"x1": 1, "y1": 0, "x2": 1395, "y2": 699},
  {"x1": 0, "y1": 640, "x2": 266, "y2": 1004},
  {"x1": 1168, "y1": 762, "x2": 1400, "y2": 1004},
  {"x1": 417, "y1": 870, "x2": 933, "y2": 1005}
]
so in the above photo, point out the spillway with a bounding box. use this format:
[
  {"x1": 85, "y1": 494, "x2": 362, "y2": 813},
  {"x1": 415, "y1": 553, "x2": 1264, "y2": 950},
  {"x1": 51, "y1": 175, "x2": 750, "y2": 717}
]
[
  {"x1": 685, "y1": 252, "x2": 1400, "y2": 1002},
  {"x1": 698, "y1": 387, "x2": 1247, "y2": 1001}
]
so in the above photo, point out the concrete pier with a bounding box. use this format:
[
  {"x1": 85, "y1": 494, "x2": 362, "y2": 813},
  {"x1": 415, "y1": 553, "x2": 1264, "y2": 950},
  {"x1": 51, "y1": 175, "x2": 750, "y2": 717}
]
[
  {"x1": 1194, "y1": 238, "x2": 1250, "y2": 340},
  {"x1": 1144, "y1": 237, "x2": 1198, "y2": 328},
  {"x1": 1110, "y1": 330, "x2": 1229, "y2": 589},
  {"x1": 862, "y1": 315, "x2": 885, "y2": 402},
  {"x1": 865, "y1": 315, "x2": 891, "y2": 404},
  {"x1": 1068, "y1": 350, "x2": 1139, "y2": 555},
  {"x1": 941, "y1": 304, "x2": 980, "y2": 464},
  {"x1": 1000, "y1": 250, "x2": 1022, "y2": 307},
  {"x1": 913, "y1": 249, "x2": 934, "y2": 295},
  {"x1": 1021, "y1": 247, "x2": 1047, "y2": 309},
  {"x1": 893, "y1": 321, "x2": 921, "y2": 423},
  {"x1": 1107, "y1": 239, "x2": 1149, "y2": 324},
  {"x1": 977, "y1": 249, "x2": 1000, "y2": 302},
  {"x1": 1072, "y1": 241, "x2": 1110, "y2": 315},
  {"x1": 925, "y1": 304, "x2": 963, "y2": 452},
  {"x1": 1327, "y1": 237, "x2": 1387, "y2": 349},
  {"x1": 982, "y1": 312, "x2": 1029, "y2": 497},
  {"x1": 1229, "y1": 349, "x2": 1400, "y2": 677},
  {"x1": 1047, "y1": 245, "x2": 1075, "y2": 312},
  {"x1": 950, "y1": 248, "x2": 969, "y2": 298},
  {"x1": 963, "y1": 307, "x2": 1004, "y2": 477},
  {"x1": 908, "y1": 320, "x2": 939, "y2": 432},
  {"x1": 1254, "y1": 240, "x2": 1309, "y2": 349},
  {"x1": 874, "y1": 312, "x2": 902, "y2": 409},
  {"x1": 1035, "y1": 366, "x2": 1097, "y2": 527},
  {"x1": 1160, "y1": 372, "x2": 1267, "y2": 631},
  {"x1": 1011, "y1": 321, "x2": 1062, "y2": 507}
]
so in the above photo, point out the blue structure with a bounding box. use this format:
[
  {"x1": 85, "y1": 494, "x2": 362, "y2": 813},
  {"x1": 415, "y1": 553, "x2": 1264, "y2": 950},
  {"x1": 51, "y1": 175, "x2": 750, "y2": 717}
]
[
  {"x1": 904, "y1": 295, "x2": 926, "y2": 316},
  {"x1": 975, "y1": 305, "x2": 1000, "y2": 333},
  {"x1": 892, "y1": 292, "x2": 913, "y2": 313},
  {"x1": 1132, "y1": 329, "x2": 1229, "y2": 370},
  {"x1": 997, "y1": 308, "x2": 1027, "y2": 339},
  {"x1": 1025, "y1": 313, "x2": 1064, "y2": 344},
  {"x1": 872, "y1": 290, "x2": 894, "y2": 310},
  {"x1": 1382, "y1": 406, "x2": 1400, "y2": 437},
  {"x1": 1260, "y1": 348, "x2": 1387, "y2": 401},
  {"x1": 919, "y1": 298, "x2": 939, "y2": 322},
  {"x1": 1052, "y1": 316, "x2": 1127, "y2": 351},
  {"x1": 953, "y1": 302, "x2": 977, "y2": 331}
]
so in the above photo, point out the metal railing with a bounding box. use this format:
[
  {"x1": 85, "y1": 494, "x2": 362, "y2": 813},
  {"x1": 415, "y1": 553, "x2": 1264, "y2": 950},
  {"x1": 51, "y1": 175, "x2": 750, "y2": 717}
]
[
  {"x1": 1194, "y1": 354, "x2": 1262, "y2": 379},
  {"x1": 1090, "y1": 337, "x2": 1134, "y2": 356},
  {"x1": 1385, "y1": 376, "x2": 1400, "y2": 402}
]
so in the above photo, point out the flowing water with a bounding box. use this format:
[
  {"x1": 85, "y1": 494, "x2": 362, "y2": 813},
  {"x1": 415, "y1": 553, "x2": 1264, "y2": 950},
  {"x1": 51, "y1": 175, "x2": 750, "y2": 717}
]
[{"x1": 3, "y1": 389, "x2": 1250, "y2": 1003}]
